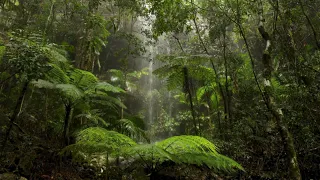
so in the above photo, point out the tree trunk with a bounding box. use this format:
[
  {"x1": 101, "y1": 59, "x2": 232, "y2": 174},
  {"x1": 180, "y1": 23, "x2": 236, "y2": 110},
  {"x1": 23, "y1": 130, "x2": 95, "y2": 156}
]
[
  {"x1": 183, "y1": 66, "x2": 199, "y2": 135},
  {"x1": 257, "y1": 1, "x2": 301, "y2": 179},
  {"x1": 63, "y1": 103, "x2": 73, "y2": 146},
  {"x1": 1, "y1": 81, "x2": 29, "y2": 152},
  {"x1": 222, "y1": 30, "x2": 231, "y2": 128}
]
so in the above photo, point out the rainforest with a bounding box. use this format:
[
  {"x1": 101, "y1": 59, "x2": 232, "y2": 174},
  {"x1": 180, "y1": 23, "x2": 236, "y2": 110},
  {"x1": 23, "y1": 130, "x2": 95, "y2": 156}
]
[{"x1": 0, "y1": 0, "x2": 319, "y2": 179}]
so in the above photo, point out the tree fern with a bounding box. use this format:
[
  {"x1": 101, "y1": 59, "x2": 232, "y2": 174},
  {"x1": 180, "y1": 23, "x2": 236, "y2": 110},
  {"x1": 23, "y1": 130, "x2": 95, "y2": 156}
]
[
  {"x1": 154, "y1": 55, "x2": 216, "y2": 91},
  {"x1": 196, "y1": 83, "x2": 220, "y2": 109},
  {"x1": 156, "y1": 136, "x2": 243, "y2": 172},
  {"x1": 45, "y1": 63, "x2": 70, "y2": 84},
  {"x1": 69, "y1": 68, "x2": 98, "y2": 89},
  {"x1": 123, "y1": 135, "x2": 244, "y2": 173},
  {"x1": 56, "y1": 84, "x2": 84, "y2": 101},
  {"x1": 158, "y1": 135, "x2": 218, "y2": 154},
  {"x1": 122, "y1": 144, "x2": 178, "y2": 166},
  {"x1": 63, "y1": 129, "x2": 243, "y2": 174},
  {"x1": 88, "y1": 94, "x2": 126, "y2": 110},
  {"x1": 74, "y1": 110, "x2": 110, "y2": 128},
  {"x1": 61, "y1": 127, "x2": 136, "y2": 157},
  {"x1": 42, "y1": 45, "x2": 69, "y2": 65}
]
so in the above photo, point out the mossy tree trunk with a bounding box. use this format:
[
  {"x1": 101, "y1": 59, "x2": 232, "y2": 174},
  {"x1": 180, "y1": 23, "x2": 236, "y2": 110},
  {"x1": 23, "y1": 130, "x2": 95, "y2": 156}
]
[{"x1": 257, "y1": 1, "x2": 301, "y2": 179}]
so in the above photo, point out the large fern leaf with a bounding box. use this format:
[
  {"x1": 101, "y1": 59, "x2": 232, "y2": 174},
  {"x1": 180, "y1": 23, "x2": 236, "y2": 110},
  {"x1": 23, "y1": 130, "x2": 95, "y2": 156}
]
[
  {"x1": 90, "y1": 82, "x2": 125, "y2": 93},
  {"x1": 157, "y1": 135, "x2": 218, "y2": 154},
  {"x1": 32, "y1": 80, "x2": 84, "y2": 101},
  {"x1": 45, "y1": 63, "x2": 70, "y2": 84},
  {"x1": 155, "y1": 136, "x2": 243, "y2": 172},
  {"x1": 56, "y1": 84, "x2": 84, "y2": 101},
  {"x1": 69, "y1": 69, "x2": 98, "y2": 89},
  {"x1": 123, "y1": 136, "x2": 243, "y2": 173},
  {"x1": 62, "y1": 127, "x2": 137, "y2": 157},
  {"x1": 118, "y1": 119, "x2": 148, "y2": 141},
  {"x1": 122, "y1": 144, "x2": 178, "y2": 164}
]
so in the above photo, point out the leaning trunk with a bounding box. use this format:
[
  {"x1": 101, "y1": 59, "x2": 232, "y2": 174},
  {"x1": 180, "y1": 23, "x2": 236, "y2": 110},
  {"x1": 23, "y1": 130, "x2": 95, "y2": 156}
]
[
  {"x1": 1, "y1": 81, "x2": 29, "y2": 152},
  {"x1": 257, "y1": 1, "x2": 301, "y2": 179}
]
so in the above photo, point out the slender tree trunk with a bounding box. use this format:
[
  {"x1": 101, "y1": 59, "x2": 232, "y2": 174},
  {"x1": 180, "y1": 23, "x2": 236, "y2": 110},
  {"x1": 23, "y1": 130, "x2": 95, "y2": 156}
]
[
  {"x1": 1, "y1": 81, "x2": 29, "y2": 152},
  {"x1": 42, "y1": 0, "x2": 55, "y2": 45},
  {"x1": 257, "y1": 1, "x2": 301, "y2": 179},
  {"x1": 183, "y1": 67, "x2": 199, "y2": 135},
  {"x1": 298, "y1": 0, "x2": 320, "y2": 50},
  {"x1": 191, "y1": 14, "x2": 227, "y2": 133},
  {"x1": 222, "y1": 30, "x2": 232, "y2": 128},
  {"x1": 63, "y1": 103, "x2": 73, "y2": 146}
]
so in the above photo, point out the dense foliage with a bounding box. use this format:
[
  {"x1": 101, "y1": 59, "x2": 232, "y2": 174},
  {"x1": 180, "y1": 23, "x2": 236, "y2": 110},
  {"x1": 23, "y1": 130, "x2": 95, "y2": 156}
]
[{"x1": 0, "y1": 0, "x2": 319, "y2": 179}]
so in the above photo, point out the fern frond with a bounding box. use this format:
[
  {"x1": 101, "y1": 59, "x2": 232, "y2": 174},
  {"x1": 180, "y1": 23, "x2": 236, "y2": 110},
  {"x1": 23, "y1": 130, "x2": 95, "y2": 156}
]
[
  {"x1": 153, "y1": 64, "x2": 182, "y2": 78},
  {"x1": 74, "y1": 111, "x2": 109, "y2": 128},
  {"x1": 69, "y1": 69, "x2": 98, "y2": 89},
  {"x1": 154, "y1": 136, "x2": 243, "y2": 172},
  {"x1": 88, "y1": 94, "x2": 127, "y2": 109},
  {"x1": 56, "y1": 84, "x2": 84, "y2": 101},
  {"x1": 157, "y1": 135, "x2": 218, "y2": 154},
  {"x1": 118, "y1": 119, "x2": 148, "y2": 141},
  {"x1": 196, "y1": 86, "x2": 207, "y2": 101},
  {"x1": 121, "y1": 135, "x2": 243, "y2": 173},
  {"x1": 32, "y1": 80, "x2": 84, "y2": 101},
  {"x1": 189, "y1": 65, "x2": 215, "y2": 81},
  {"x1": 61, "y1": 127, "x2": 137, "y2": 158},
  {"x1": 91, "y1": 82, "x2": 125, "y2": 93},
  {"x1": 45, "y1": 63, "x2": 70, "y2": 84},
  {"x1": 166, "y1": 70, "x2": 184, "y2": 90},
  {"x1": 122, "y1": 144, "x2": 178, "y2": 164},
  {"x1": 210, "y1": 93, "x2": 220, "y2": 109},
  {"x1": 42, "y1": 45, "x2": 70, "y2": 70},
  {"x1": 32, "y1": 79, "x2": 56, "y2": 89},
  {"x1": 62, "y1": 130, "x2": 243, "y2": 173},
  {"x1": 76, "y1": 127, "x2": 136, "y2": 146}
]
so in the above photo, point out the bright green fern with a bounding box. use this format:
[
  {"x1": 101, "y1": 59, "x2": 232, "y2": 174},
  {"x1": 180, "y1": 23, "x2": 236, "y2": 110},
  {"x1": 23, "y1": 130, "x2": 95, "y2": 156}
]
[
  {"x1": 62, "y1": 127, "x2": 136, "y2": 157},
  {"x1": 64, "y1": 128, "x2": 244, "y2": 174}
]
